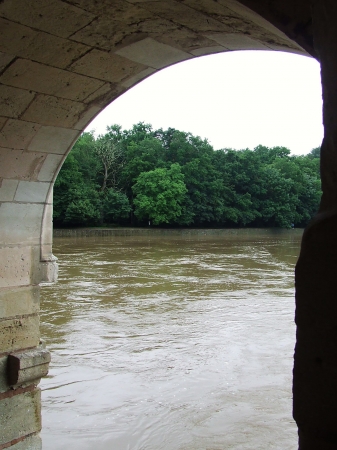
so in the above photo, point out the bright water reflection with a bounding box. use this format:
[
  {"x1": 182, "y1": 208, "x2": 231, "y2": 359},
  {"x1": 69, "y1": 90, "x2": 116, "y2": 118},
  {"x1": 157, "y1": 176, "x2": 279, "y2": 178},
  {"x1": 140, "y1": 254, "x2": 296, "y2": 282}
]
[{"x1": 40, "y1": 229, "x2": 302, "y2": 449}]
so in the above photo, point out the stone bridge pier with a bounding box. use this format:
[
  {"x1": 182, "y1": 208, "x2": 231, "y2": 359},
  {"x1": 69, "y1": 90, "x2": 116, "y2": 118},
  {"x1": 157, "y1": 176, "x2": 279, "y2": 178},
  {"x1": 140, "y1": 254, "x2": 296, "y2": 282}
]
[{"x1": 0, "y1": 0, "x2": 337, "y2": 448}]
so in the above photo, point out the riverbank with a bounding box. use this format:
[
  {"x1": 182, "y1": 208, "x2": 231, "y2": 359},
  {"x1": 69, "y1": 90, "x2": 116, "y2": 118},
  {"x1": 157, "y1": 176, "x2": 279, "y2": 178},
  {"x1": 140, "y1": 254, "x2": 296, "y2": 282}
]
[{"x1": 53, "y1": 227, "x2": 302, "y2": 238}]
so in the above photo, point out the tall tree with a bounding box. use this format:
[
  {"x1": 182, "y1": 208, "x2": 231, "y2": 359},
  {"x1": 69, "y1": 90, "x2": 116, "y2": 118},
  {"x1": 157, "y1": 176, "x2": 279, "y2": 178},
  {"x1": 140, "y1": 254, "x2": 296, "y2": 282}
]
[
  {"x1": 54, "y1": 124, "x2": 322, "y2": 229},
  {"x1": 132, "y1": 163, "x2": 187, "y2": 225},
  {"x1": 95, "y1": 125, "x2": 124, "y2": 192}
]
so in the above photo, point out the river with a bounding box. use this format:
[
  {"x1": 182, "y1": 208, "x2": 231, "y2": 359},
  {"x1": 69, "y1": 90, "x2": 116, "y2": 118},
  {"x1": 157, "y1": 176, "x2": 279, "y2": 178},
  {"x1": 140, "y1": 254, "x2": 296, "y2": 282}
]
[{"x1": 40, "y1": 229, "x2": 302, "y2": 449}]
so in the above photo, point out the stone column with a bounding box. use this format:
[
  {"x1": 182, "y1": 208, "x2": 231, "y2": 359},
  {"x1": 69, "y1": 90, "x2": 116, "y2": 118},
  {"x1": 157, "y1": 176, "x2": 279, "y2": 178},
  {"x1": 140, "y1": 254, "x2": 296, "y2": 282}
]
[
  {"x1": 293, "y1": 1, "x2": 337, "y2": 448},
  {"x1": 0, "y1": 183, "x2": 55, "y2": 449}
]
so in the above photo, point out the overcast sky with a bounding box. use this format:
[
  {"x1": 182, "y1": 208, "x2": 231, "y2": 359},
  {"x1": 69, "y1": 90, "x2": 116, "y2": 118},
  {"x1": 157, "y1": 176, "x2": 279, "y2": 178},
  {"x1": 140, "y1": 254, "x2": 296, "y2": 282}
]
[{"x1": 86, "y1": 50, "x2": 323, "y2": 156}]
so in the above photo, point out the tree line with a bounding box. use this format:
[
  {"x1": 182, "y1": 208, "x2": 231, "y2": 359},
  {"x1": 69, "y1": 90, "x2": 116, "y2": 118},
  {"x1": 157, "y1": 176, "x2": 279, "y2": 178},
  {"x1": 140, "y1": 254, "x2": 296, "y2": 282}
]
[{"x1": 53, "y1": 123, "x2": 321, "y2": 228}]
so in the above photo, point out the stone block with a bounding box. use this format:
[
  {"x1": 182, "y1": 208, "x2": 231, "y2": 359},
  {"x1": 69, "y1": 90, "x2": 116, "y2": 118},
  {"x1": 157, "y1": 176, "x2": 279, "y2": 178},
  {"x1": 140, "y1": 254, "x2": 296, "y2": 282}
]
[
  {"x1": 14, "y1": 181, "x2": 50, "y2": 203},
  {"x1": 0, "y1": 203, "x2": 44, "y2": 246},
  {"x1": 40, "y1": 245, "x2": 53, "y2": 265},
  {"x1": 0, "y1": 286, "x2": 40, "y2": 320},
  {"x1": 153, "y1": 24, "x2": 218, "y2": 51},
  {"x1": 0, "y1": 356, "x2": 9, "y2": 393},
  {"x1": 28, "y1": 126, "x2": 78, "y2": 154},
  {"x1": 206, "y1": 32, "x2": 269, "y2": 50},
  {"x1": 127, "y1": 0, "x2": 161, "y2": 2},
  {"x1": 83, "y1": 82, "x2": 114, "y2": 105},
  {"x1": 191, "y1": 45, "x2": 227, "y2": 56},
  {"x1": 139, "y1": 1, "x2": 226, "y2": 33},
  {"x1": 0, "y1": 314, "x2": 40, "y2": 354},
  {"x1": 70, "y1": 49, "x2": 147, "y2": 83},
  {"x1": 74, "y1": 105, "x2": 102, "y2": 131},
  {"x1": 37, "y1": 154, "x2": 64, "y2": 182},
  {"x1": 179, "y1": 0, "x2": 232, "y2": 20},
  {"x1": 64, "y1": 0, "x2": 147, "y2": 16},
  {"x1": 21, "y1": 94, "x2": 86, "y2": 128},
  {"x1": 0, "y1": 148, "x2": 46, "y2": 180},
  {"x1": 70, "y1": 4, "x2": 153, "y2": 50},
  {"x1": 7, "y1": 347, "x2": 51, "y2": 388},
  {"x1": 0, "y1": 117, "x2": 7, "y2": 130},
  {"x1": 0, "y1": 246, "x2": 33, "y2": 288},
  {"x1": 10, "y1": 434, "x2": 42, "y2": 450},
  {"x1": 0, "y1": 388, "x2": 41, "y2": 446},
  {"x1": 217, "y1": 0, "x2": 295, "y2": 41},
  {"x1": 122, "y1": 67, "x2": 156, "y2": 88},
  {"x1": 0, "y1": 59, "x2": 105, "y2": 102},
  {"x1": 83, "y1": 83, "x2": 125, "y2": 108},
  {"x1": 39, "y1": 258, "x2": 59, "y2": 284},
  {"x1": 0, "y1": 179, "x2": 19, "y2": 202},
  {"x1": 115, "y1": 37, "x2": 191, "y2": 69},
  {"x1": 0, "y1": 119, "x2": 41, "y2": 150},
  {"x1": 0, "y1": 85, "x2": 35, "y2": 119},
  {"x1": 40, "y1": 202, "x2": 53, "y2": 254},
  {"x1": 40, "y1": 192, "x2": 53, "y2": 257},
  {"x1": 0, "y1": 0, "x2": 94, "y2": 38},
  {"x1": 0, "y1": 17, "x2": 90, "y2": 69},
  {"x1": 267, "y1": 42, "x2": 305, "y2": 55},
  {"x1": 0, "y1": 50, "x2": 15, "y2": 72}
]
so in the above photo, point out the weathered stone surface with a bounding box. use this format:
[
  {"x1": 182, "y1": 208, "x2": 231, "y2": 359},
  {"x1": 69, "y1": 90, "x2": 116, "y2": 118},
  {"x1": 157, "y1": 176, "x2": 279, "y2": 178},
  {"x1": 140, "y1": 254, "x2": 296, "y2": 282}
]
[
  {"x1": 37, "y1": 154, "x2": 63, "y2": 182},
  {"x1": 190, "y1": 45, "x2": 227, "y2": 56},
  {"x1": 0, "y1": 315, "x2": 40, "y2": 354},
  {"x1": 0, "y1": 356, "x2": 9, "y2": 393},
  {"x1": 0, "y1": 0, "x2": 94, "y2": 39},
  {"x1": 40, "y1": 201, "x2": 54, "y2": 260},
  {"x1": 206, "y1": 32, "x2": 269, "y2": 50},
  {"x1": 0, "y1": 85, "x2": 35, "y2": 119},
  {"x1": 115, "y1": 37, "x2": 192, "y2": 69},
  {"x1": 139, "y1": 1, "x2": 231, "y2": 33},
  {"x1": 0, "y1": 388, "x2": 41, "y2": 445},
  {"x1": 0, "y1": 59, "x2": 105, "y2": 102},
  {"x1": 121, "y1": 67, "x2": 156, "y2": 88},
  {"x1": 0, "y1": 286, "x2": 40, "y2": 320},
  {"x1": 69, "y1": 3, "x2": 154, "y2": 50},
  {"x1": 0, "y1": 117, "x2": 7, "y2": 130},
  {"x1": 0, "y1": 51, "x2": 15, "y2": 72},
  {"x1": 156, "y1": 27, "x2": 225, "y2": 53},
  {"x1": 14, "y1": 181, "x2": 50, "y2": 203},
  {"x1": 0, "y1": 148, "x2": 47, "y2": 181},
  {"x1": 217, "y1": 0, "x2": 289, "y2": 39},
  {"x1": 82, "y1": 82, "x2": 114, "y2": 105},
  {"x1": 83, "y1": 83, "x2": 126, "y2": 108},
  {"x1": 0, "y1": 17, "x2": 90, "y2": 69},
  {"x1": 0, "y1": 179, "x2": 18, "y2": 202},
  {"x1": 21, "y1": 94, "x2": 86, "y2": 128},
  {"x1": 28, "y1": 126, "x2": 79, "y2": 154},
  {"x1": 38, "y1": 256, "x2": 59, "y2": 284},
  {"x1": 0, "y1": 247, "x2": 32, "y2": 289},
  {"x1": 70, "y1": 49, "x2": 148, "y2": 83},
  {"x1": 0, "y1": 120, "x2": 41, "y2": 150},
  {"x1": 7, "y1": 347, "x2": 51, "y2": 387},
  {"x1": 74, "y1": 105, "x2": 102, "y2": 130},
  {"x1": 0, "y1": 204, "x2": 44, "y2": 246},
  {"x1": 10, "y1": 434, "x2": 42, "y2": 450}
]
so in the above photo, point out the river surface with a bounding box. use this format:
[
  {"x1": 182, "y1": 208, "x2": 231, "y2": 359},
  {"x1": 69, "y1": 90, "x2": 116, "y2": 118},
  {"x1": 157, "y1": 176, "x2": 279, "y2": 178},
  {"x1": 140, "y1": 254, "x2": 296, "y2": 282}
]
[{"x1": 40, "y1": 229, "x2": 302, "y2": 450}]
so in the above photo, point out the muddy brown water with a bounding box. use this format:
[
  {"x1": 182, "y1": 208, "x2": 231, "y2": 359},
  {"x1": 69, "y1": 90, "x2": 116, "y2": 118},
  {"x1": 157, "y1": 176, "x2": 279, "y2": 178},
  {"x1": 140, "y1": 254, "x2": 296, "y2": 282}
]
[{"x1": 40, "y1": 229, "x2": 302, "y2": 449}]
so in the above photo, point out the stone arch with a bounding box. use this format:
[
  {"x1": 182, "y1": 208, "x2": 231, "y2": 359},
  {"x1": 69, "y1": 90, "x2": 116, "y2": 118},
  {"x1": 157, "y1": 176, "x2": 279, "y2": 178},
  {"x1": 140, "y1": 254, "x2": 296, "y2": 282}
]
[{"x1": 0, "y1": 1, "x2": 336, "y2": 449}]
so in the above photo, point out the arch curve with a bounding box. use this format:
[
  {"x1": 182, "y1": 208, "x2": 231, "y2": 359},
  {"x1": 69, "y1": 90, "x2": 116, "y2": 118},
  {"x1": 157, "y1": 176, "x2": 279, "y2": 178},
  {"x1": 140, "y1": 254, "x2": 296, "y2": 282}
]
[{"x1": 0, "y1": 1, "x2": 331, "y2": 449}]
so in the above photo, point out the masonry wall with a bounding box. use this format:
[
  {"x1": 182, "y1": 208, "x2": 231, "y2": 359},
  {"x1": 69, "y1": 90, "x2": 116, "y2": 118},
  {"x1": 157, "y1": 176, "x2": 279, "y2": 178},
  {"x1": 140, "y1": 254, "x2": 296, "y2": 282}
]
[{"x1": 0, "y1": 0, "x2": 326, "y2": 448}]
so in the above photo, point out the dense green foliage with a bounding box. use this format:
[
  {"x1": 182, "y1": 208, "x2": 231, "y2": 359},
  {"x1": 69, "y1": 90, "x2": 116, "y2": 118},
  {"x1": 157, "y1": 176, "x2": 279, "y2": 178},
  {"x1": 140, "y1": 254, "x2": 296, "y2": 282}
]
[{"x1": 53, "y1": 123, "x2": 321, "y2": 228}]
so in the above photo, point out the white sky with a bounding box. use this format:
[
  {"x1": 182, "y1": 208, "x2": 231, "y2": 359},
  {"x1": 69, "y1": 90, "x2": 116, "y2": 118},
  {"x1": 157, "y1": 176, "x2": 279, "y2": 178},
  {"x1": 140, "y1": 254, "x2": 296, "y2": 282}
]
[{"x1": 86, "y1": 50, "x2": 324, "y2": 156}]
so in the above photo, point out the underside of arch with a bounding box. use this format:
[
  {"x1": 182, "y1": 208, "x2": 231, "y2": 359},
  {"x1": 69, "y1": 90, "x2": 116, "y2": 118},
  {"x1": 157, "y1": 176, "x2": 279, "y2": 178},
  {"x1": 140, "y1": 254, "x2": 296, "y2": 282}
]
[{"x1": 1, "y1": 1, "x2": 333, "y2": 449}]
